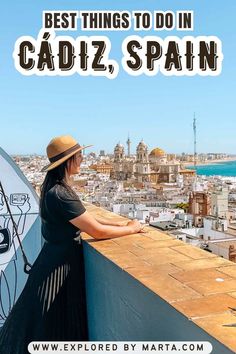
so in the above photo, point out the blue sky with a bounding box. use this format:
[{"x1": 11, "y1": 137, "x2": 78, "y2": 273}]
[{"x1": 1, "y1": 0, "x2": 236, "y2": 155}]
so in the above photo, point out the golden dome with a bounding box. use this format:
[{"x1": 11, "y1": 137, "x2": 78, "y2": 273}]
[{"x1": 149, "y1": 147, "x2": 166, "y2": 157}]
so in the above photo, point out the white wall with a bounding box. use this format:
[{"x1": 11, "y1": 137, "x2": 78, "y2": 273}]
[
  {"x1": 181, "y1": 228, "x2": 204, "y2": 237},
  {"x1": 203, "y1": 217, "x2": 231, "y2": 241},
  {"x1": 208, "y1": 243, "x2": 229, "y2": 259}
]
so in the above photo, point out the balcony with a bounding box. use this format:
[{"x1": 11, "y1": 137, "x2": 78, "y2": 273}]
[{"x1": 82, "y1": 204, "x2": 236, "y2": 353}]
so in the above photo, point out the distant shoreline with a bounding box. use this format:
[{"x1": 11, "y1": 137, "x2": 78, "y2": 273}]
[{"x1": 183, "y1": 157, "x2": 236, "y2": 167}]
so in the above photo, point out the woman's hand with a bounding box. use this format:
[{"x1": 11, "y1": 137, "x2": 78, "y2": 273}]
[{"x1": 127, "y1": 219, "x2": 142, "y2": 233}]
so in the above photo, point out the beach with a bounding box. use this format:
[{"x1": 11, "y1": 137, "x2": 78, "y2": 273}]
[{"x1": 183, "y1": 156, "x2": 236, "y2": 167}]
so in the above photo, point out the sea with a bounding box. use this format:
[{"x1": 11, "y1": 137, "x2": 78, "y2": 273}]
[{"x1": 188, "y1": 160, "x2": 236, "y2": 177}]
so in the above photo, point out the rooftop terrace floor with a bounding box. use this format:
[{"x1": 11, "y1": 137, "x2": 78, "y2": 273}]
[{"x1": 82, "y1": 203, "x2": 236, "y2": 352}]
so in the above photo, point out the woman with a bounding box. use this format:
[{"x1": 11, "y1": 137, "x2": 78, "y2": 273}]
[{"x1": 0, "y1": 135, "x2": 142, "y2": 353}]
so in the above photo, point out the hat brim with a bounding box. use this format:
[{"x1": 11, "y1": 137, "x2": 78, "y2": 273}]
[{"x1": 41, "y1": 144, "x2": 93, "y2": 172}]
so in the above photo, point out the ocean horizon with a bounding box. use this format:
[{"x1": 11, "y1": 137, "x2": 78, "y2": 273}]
[{"x1": 188, "y1": 160, "x2": 236, "y2": 177}]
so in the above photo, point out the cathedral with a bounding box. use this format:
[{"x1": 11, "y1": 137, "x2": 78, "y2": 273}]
[{"x1": 111, "y1": 139, "x2": 194, "y2": 184}]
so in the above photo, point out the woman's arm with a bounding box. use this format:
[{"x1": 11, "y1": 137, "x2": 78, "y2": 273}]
[
  {"x1": 94, "y1": 215, "x2": 128, "y2": 227},
  {"x1": 69, "y1": 211, "x2": 141, "y2": 239}
]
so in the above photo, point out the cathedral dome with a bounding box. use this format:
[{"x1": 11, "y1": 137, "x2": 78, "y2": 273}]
[
  {"x1": 149, "y1": 147, "x2": 166, "y2": 157},
  {"x1": 114, "y1": 143, "x2": 124, "y2": 151},
  {"x1": 136, "y1": 140, "x2": 147, "y2": 151}
]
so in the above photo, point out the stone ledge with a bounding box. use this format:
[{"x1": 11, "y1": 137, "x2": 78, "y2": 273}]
[{"x1": 82, "y1": 203, "x2": 236, "y2": 352}]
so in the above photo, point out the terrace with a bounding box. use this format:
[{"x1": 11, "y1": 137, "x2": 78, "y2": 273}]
[{"x1": 82, "y1": 203, "x2": 236, "y2": 353}]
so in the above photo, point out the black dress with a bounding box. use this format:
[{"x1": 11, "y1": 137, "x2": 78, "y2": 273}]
[{"x1": 0, "y1": 183, "x2": 88, "y2": 353}]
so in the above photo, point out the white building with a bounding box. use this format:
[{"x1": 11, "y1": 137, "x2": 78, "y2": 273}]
[{"x1": 211, "y1": 187, "x2": 228, "y2": 218}]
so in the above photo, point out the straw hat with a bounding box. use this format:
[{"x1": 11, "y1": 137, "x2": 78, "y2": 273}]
[{"x1": 41, "y1": 135, "x2": 92, "y2": 172}]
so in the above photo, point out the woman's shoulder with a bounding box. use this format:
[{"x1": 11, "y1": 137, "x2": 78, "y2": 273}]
[
  {"x1": 48, "y1": 183, "x2": 79, "y2": 202},
  {"x1": 47, "y1": 183, "x2": 86, "y2": 220}
]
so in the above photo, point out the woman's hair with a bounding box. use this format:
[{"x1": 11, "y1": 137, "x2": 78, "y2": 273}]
[{"x1": 40, "y1": 155, "x2": 78, "y2": 216}]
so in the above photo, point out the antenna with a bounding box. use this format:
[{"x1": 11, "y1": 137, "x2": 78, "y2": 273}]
[{"x1": 193, "y1": 113, "x2": 197, "y2": 167}]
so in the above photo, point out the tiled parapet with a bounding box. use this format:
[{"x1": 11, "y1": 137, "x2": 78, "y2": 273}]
[{"x1": 82, "y1": 203, "x2": 236, "y2": 353}]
